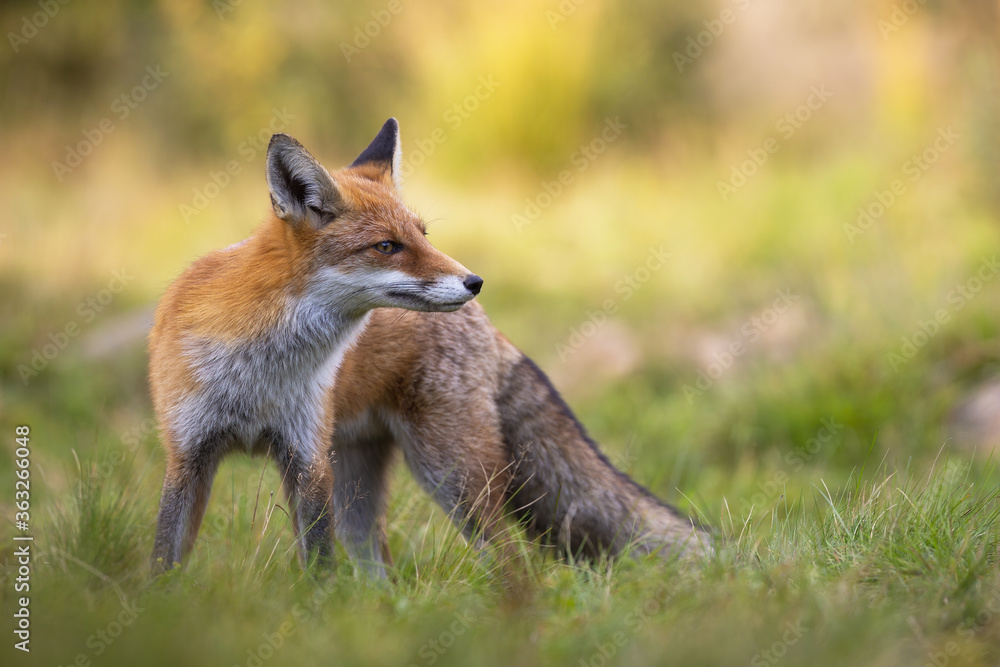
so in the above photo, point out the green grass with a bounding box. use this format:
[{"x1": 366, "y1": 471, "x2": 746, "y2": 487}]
[
  {"x1": 3, "y1": 449, "x2": 998, "y2": 667},
  {"x1": 3, "y1": 138, "x2": 1000, "y2": 665}
]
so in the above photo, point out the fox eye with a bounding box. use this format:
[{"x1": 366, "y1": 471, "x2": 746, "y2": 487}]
[{"x1": 374, "y1": 241, "x2": 401, "y2": 255}]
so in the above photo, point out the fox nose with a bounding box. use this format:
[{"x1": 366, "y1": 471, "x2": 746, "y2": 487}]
[{"x1": 463, "y1": 274, "x2": 483, "y2": 296}]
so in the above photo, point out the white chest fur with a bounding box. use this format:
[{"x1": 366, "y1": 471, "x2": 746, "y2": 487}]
[{"x1": 169, "y1": 304, "x2": 371, "y2": 457}]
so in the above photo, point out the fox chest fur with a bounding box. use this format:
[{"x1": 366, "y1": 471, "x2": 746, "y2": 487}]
[{"x1": 164, "y1": 307, "x2": 371, "y2": 458}]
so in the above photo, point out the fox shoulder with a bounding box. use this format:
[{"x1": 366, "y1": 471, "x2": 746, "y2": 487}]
[{"x1": 152, "y1": 227, "x2": 300, "y2": 344}]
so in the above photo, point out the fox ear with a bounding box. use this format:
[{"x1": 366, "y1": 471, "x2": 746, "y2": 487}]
[
  {"x1": 266, "y1": 134, "x2": 342, "y2": 228},
  {"x1": 350, "y1": 118, "x2": 402, "y2": 189}
]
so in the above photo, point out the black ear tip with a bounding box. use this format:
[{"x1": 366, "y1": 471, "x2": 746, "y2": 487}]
[
  {"x1": 350, "y1": 119, "x2": 401, "y2": 169},
  {"x1": 380, "y1": 118, "x2": 400, "y2": 141},
  {"x1": 267, "y1": 133, "x2": 299, "y2": 153}
]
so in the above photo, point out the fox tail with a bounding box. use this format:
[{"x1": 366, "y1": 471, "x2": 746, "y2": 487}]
[{"x1": 497, "y1": 355, "x2": 712, "y2": 560}]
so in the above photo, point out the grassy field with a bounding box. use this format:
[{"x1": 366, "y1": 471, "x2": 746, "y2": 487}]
[{"x1": 2, "y1": 127, "x2": 1000, "y2": 666}]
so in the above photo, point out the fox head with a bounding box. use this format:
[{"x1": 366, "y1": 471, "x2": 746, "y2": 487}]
[{"x1": 264, "y1": 119, "x2": 482, "y2": 315}]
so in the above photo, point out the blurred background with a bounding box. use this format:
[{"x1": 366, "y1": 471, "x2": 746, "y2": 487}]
[
  {"x1": 2, "y1": 2, "x2": 1000, "y2": 665},
  {"x1": 1, "y1": 0, "x2": 999, "y2": 558}
]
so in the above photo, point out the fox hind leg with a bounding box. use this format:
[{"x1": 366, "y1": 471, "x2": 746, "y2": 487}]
[{"x1": 398, "y1": 408, "x2": 522, "y2": 576}]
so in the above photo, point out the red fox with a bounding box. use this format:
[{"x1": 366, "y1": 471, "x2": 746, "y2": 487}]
[{"x1": 150, "y1": 119, "x2": 710, "y2": 574}]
